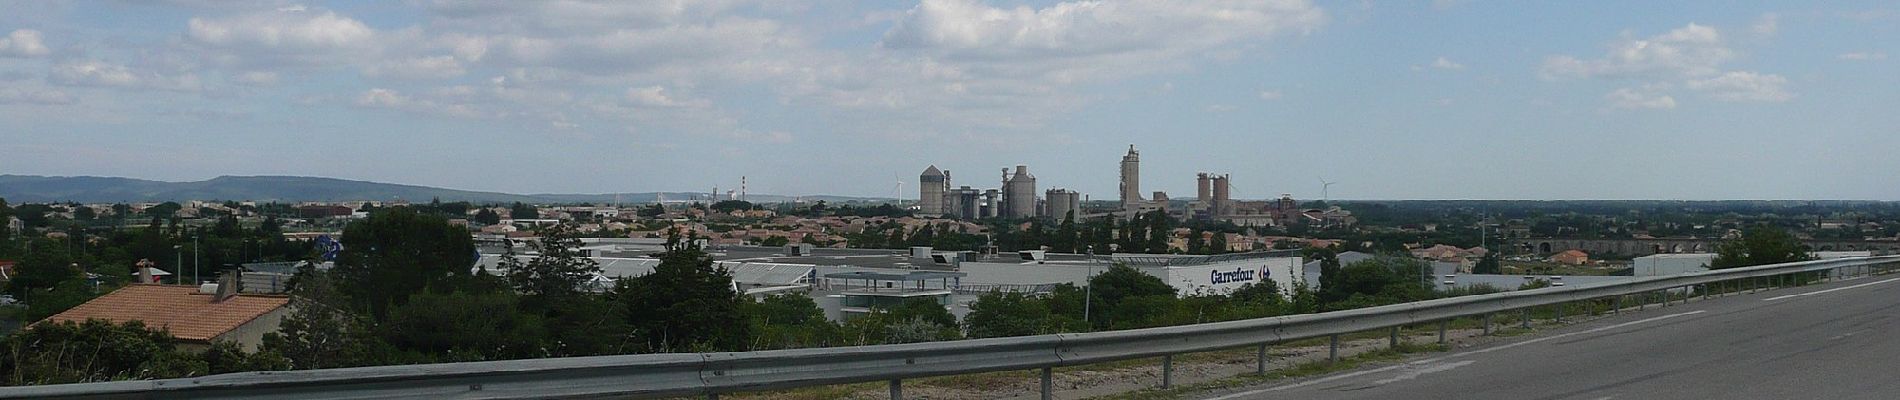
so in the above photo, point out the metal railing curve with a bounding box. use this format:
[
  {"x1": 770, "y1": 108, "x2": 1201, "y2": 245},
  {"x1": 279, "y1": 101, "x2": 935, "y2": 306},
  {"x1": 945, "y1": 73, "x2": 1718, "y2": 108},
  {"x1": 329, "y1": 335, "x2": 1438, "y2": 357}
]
[{"x1": 6, "y1": 256, "x2": 1896, "y2": 400}]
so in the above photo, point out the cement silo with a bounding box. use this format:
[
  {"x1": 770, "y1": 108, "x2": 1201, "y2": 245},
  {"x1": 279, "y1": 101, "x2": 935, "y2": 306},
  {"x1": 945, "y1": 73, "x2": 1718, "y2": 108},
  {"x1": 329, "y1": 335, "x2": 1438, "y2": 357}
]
[
  {"x1": 1045, "y1": 189, "x2": 1081, "y2": 221},
  {"x1": 1212, "y1": 174, "x2": 1231, "y2": 216},
  {"x1": 1004, "y1": 165, "x2": 1037, "y2": 218},
  {"x1": 919, "y1": 165, "x2": 946, "y2": 216},
  {"x1": 1197, "y1": 173, "x2": 1212, "y2": 203}
]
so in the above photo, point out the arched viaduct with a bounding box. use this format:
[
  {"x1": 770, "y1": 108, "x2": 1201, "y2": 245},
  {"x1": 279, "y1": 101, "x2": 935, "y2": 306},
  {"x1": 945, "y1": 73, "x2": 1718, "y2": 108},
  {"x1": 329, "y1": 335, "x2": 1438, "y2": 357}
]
[{"x1": 1515, "y1": 238, "x2": 1900, "y2": 257}]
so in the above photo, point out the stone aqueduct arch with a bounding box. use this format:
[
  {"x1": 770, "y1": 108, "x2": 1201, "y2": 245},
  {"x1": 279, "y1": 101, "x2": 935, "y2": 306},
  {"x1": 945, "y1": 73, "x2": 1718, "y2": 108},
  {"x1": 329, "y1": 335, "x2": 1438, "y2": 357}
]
[{"x1": 1517, "y1": 238, "x2": 1898, "y2": 256}]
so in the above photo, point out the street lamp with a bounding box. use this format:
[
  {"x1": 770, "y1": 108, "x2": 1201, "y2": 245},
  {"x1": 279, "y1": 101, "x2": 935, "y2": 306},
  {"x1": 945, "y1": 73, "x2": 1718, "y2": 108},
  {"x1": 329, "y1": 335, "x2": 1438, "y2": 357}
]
[
  {"x1": 1085, "y1": 245, "x2": 1095, "y2": 323},
  {"x1": 173, "y1": 244, "x2": 183, "y2": 284},
  {"x1": 193, "y1": 235, "x2": 201, "y2": 285}
]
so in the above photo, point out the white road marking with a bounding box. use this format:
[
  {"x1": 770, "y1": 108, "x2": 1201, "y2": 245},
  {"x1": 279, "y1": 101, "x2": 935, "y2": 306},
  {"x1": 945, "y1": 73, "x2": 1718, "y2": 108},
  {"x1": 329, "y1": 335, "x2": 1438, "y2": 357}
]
[
  {"x1": 1372, "y1": 360, "x2": 1474, "y2": 385},
  {"x1": 1200, "y1": 310, "x2": 1706, "y2": 400},
  {"x1": 1762, "y1": 277, "x2": 1900, "y2": 302}
]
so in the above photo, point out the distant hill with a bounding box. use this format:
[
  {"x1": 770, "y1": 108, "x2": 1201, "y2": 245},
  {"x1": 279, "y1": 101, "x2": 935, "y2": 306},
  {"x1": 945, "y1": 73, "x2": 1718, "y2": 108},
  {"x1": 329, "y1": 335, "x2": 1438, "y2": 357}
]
[{"x1": 0, "y1": 175, "x2": 887, "y2": 204}]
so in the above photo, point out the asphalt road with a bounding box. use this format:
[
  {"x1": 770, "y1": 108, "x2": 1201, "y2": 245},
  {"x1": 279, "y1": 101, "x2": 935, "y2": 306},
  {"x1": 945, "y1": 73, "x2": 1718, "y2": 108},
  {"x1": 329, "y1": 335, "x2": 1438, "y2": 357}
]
[{"x1": 1200, "y1": 275, "x2": 1900, "y2": 400}]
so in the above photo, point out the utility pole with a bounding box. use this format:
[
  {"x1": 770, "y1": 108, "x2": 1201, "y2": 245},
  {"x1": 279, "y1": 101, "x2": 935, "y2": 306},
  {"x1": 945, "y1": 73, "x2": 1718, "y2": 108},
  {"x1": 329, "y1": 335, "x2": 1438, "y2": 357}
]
[
  {"x1": 193, "y1": 235, "x2": 200, "y2": 285},
  {"x1": 1085, "y1": 245, "x2": 1095, "y2": 323}
]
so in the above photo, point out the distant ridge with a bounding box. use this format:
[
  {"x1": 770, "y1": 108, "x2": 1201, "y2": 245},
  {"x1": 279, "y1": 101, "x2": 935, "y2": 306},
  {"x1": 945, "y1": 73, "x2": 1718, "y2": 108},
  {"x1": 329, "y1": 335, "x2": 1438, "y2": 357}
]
[{"x1": 0, "y1": 175, "x2": 886, "y2": 204}]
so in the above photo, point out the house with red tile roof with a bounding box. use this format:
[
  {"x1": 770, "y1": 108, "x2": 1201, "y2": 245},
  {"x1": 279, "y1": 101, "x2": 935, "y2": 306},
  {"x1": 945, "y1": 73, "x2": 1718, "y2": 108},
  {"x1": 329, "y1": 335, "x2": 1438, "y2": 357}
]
[
  {"x1": 39, "y1": 283, "x2": 291, "y2": 352},
  {"x1": 1550, "y1": 249, "x2": 1590, "y2": 265}
]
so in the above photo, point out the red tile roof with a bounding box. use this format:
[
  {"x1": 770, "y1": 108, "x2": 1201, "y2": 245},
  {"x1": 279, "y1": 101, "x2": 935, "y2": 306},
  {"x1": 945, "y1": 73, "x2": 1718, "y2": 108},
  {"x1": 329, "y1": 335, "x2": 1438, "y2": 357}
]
[{"x1": 41, "y1": 284, "x2": 289, "y2": 342}]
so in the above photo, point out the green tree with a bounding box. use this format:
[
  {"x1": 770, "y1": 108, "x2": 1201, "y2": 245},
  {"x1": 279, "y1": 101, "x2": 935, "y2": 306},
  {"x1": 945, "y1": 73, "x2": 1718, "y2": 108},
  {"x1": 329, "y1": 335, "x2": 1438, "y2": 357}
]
[
  {"x1": 1323, "y1": 256, "x2": 1434, "y2": 310},
  {"x1": 332, "y1": 207, "x2": 478, "y2": 319},
  {"x1": 505, "y1": 223, "x2": 601, "y2": 299},
  {"x1": 964, "y1": 291, "x2": 1082, "y2": 338},
  {"x1": 711, "y1": 200, "x2": 754, "y2": 213},
  {"x1": 614, "y1": 235, "x2": 750, "y2": 352},
  {"x1": 472, "y1": 208, "x2": 502, "y2": 225},
  {"x1": 0, "y1": 319, "x2": 198, "y2": 385},
  {"x1": 638, "y1": 204, "x2": 666, "y2": 218},
  {"x1": 1473, "y1": 252, "x2": 1502, "y2": 274},
  {"x1": 744, "y1": 293, "x2": 841, "y2": 350},
  {"x1": 5, "y1": 238, "x2": 78, "y2": 299},
  {"x1": 1305, "y1": 248, "x2": 1346, "y2": 303},
  {"x1": 1186, "y1": 229, "x2": 1206, "y2": 254},
  {"x1": 509, "y1": 202, "x2": 538, "y2": 220},
  {"x1": 1086, "y1": 264, "x2": 1177, "y2": 329},
  {"x1": 1208, "y1": 232, "x2": 1229, "y2": 254},
  {"x1": 760, "y1": 236, "x2": 790, "y2": 247},
  {"x1": 262, "y1": 265, "x2": 386, "y2": 370},
  {"x1": 378, "y1": 291, "x2": 548, "y2": 361},
  {"x1": 1711, "y1": 225, "x2": 1811, "y2": 269}
]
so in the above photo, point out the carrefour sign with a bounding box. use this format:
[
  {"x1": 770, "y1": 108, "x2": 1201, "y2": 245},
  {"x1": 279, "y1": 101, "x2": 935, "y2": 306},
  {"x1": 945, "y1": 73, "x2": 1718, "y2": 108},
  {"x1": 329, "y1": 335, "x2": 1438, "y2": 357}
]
[{"x1": 1209, "y1": 267, "x2": 1262, "y2": 285}]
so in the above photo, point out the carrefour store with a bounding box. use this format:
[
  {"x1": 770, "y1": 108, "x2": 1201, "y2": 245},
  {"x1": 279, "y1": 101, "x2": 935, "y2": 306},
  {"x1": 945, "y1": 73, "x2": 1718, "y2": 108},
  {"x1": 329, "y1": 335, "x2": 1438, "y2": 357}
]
[{"x1": 954, "y1": 251, "x2": 1305, "y2": 298}]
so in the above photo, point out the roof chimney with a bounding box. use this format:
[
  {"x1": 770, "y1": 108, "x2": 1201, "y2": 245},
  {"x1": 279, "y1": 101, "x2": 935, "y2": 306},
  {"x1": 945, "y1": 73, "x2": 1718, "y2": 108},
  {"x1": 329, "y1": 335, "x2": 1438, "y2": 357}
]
[
  {"x1": 214, "y1": 271, "x2": 239, "y2": 303},
  {"x1": 135, "y1": 259, "x2": 155, "y2": 284}
]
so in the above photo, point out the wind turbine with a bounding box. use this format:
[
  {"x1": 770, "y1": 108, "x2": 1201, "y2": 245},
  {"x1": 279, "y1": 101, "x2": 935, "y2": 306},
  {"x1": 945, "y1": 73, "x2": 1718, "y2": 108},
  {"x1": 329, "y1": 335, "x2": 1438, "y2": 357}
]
[
  {"x1": 1318, "y1": 177, "x2": 1338, "y2": 203},
  {"x1": 891, "y1": 173, "x2": 905, "y2": 207}
]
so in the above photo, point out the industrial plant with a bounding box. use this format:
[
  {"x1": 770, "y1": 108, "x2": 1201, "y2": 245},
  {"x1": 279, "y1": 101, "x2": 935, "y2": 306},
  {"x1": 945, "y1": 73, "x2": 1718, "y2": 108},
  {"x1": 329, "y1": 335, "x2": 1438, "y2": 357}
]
[{"x1": 917, "y1": 145, "x2": 1348, "y2": 227}]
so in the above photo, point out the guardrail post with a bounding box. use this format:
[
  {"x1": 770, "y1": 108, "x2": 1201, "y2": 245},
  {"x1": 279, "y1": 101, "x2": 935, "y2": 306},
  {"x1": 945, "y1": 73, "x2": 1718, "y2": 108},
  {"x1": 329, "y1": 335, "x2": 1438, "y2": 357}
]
[
  {"x1": 1520, "y1": 308, "x2": 1530, "y2": 329},
  {"x1": 1438, "y1": 319, "x2": 1448, "y2": 344},
  {"x1": 1702, "y1": 284, "x2": 1710, "y2": 300},
  {"x1": 1482, "y1": 314, "x2": 1492, "y2": 335},
  {"x1": 1329, "y1": 334, "x2": 1341, "y2": 363},
  {"x1": 1257, "y1": 344, "x2": 1269, "y2": 375},
  {"x1": 890, "y1": 379, "x2": 902, "y2": 400},
  {"x1": 1162, "y1": 354, "x2": 1174, "y2": 388},
  {"x1": 1612, "y1": 296, "x2": 1621, "y2": 315},
  {"x1": 1041, "y1": 367, "x2": 1053, "y2": 400},
  {"x1": 1555, "y1": 303, "x2": 1564, "y2": 323},
  {"x1": 1389, "y1": 326, "x2": 1400, "y2": 348}
]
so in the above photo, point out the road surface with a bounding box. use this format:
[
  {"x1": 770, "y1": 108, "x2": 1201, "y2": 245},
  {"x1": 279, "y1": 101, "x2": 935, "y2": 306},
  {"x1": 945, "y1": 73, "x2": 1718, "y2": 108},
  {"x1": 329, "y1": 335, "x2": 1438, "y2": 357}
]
[{"x1": 1200, "y1": 275, "x2": 1900, "y2": 400}]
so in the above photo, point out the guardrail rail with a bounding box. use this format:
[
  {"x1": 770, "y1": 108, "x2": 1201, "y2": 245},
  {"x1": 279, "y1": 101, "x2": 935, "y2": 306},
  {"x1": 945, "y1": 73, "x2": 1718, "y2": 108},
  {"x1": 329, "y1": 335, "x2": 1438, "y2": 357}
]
[{"x1": 6, "y1": 256, "x2": 1897, "y2": 400}]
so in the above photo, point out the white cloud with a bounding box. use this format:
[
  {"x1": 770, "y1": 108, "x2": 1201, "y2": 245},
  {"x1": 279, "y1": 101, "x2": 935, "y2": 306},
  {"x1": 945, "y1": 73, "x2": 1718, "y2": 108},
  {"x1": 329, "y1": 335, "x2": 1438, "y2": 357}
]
[
  {"x1": 0, "y1": 87, "x2": 75, "y2": 105},
  {"x1": 1258, "y1": 90, "x2": 1283, "y2": 100},
  {"x1": 355, "y1": 88, "x2": 484, "y2": 118},
  {"x1": 1541, "y1": 23, "x2": 1731, "y2": 80},
  {"x1": 1605, "y1": 87, "x2": 1677, "y2": 110},
  {"x1": 189, "y1": 10, "x2": 375, "y2": 50},
  {"x1": 365, "y1": 56, "x2": 466, "y2": 79},
  {"x1": 1431, "y1": 56, "x2": 1464, "y2": 70},
  {"x1": 1548, "y1": 23, "x2": 1793, "y2": 109},
  {"x1": 0, "y1": 29, "x2": 51, "y2": 58},
  {"x1": 624, "y1": 86, "x2": 710, "y2": 108},
  {"x1": 50, "y1": 61, "x2": 203, "y2": 92},
  {"x1": 1751, "y1": 13, "x2": 1779, "y2": 37},
  {"x1": 880, "y1": 0, "x2": 1325, "y2": 81},
  {"x1": 1685, "y1": 71, "x2": 1792, "y2": 102},
  {"x1": 232, "y1": 71, "x2": 280, "y2": 86},
  {"x1": 1839, "y1": 52, "x2": 1888, "y2": 61}
]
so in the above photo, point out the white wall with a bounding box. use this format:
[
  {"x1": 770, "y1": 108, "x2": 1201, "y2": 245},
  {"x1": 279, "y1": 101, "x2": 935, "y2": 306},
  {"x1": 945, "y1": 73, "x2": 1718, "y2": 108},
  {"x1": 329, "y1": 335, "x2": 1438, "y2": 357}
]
[{"x1": 1161, "y1": 257, "x2": 1303, "y2": 297}]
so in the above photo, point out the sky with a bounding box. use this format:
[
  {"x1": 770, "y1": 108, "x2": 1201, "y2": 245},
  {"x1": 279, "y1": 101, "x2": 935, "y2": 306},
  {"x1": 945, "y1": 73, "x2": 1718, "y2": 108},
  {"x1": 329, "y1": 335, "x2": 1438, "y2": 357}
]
[{"x1": 1, "y1": 0, "x2": 1896, "y2": 200}]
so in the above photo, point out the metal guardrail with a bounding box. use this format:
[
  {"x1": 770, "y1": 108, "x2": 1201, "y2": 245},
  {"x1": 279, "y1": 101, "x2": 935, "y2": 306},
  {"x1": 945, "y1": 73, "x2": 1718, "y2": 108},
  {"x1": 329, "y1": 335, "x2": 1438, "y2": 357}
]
[{"x1": 7, "y1": 256, "x2": 1898, "y2": 400}]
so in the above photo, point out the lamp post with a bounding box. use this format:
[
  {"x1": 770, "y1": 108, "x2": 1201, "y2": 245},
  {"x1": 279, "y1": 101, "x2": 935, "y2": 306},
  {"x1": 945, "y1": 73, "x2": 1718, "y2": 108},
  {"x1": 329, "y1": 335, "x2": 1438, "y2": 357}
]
[
  {"x1": 192, "y1": 235, "x2": 200, "y2": 285},
  {"x1": 173, "y1": 244, "x2": 182, "y2": 284},
  {"x1": 1085, "y1": 245, "x2": 1095, "y2": 323}
]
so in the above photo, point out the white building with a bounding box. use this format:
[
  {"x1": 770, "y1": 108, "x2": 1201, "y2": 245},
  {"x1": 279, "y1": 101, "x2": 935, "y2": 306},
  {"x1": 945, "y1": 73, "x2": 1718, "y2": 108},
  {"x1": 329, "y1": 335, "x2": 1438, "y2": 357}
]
[{"x1": 1630, "y1": 253, "x2": 1717, "y2": 276}]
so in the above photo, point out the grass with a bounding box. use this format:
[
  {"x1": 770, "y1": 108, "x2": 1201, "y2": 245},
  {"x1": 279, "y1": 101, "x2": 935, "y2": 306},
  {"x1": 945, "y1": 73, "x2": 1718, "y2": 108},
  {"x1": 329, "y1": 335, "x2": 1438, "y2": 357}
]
[{"x1": 1085, "y1": 342, "x2": 1445, "y2": 400}]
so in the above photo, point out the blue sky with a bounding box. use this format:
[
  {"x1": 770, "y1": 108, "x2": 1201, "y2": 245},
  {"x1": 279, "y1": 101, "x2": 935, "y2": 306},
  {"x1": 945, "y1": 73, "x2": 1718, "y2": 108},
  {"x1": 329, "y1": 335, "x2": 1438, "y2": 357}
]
[{"x1": 1, "y1": 1, "x2": 1895, "y2": 200}]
